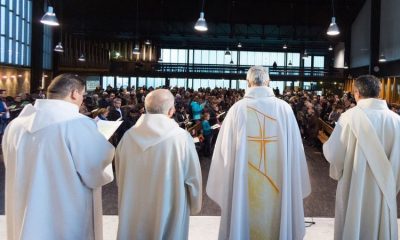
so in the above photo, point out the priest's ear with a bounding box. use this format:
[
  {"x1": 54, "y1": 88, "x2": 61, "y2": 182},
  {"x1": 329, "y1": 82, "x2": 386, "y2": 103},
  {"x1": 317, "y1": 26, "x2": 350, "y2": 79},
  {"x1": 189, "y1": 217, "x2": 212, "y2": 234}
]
[{"x1": 167, "y1": 106, "x2": 176, "y2": 118}]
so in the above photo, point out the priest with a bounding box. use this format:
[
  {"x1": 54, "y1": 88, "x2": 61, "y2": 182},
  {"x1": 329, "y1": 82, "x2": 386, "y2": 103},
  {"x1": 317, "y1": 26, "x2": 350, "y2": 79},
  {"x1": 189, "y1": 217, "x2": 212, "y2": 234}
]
[
  {"x1": 207, "y1": 66, "x2": 311, "y2": 240},
  {"x1": 323, "y1": 75, "x2": 400, "y2": 240},
  {"x1": 115, "y1": 89, "x2": 202, "y2": 240},
  {"x1": 2, "y1": 74, "x2": 115, "y2": 240}
]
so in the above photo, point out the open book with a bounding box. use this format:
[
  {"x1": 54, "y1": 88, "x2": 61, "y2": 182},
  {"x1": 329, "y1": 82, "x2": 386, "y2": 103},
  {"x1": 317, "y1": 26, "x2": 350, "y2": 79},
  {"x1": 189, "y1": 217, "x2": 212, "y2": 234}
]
[
  {"x1": 97, "y1": 120, "x2": 123, "y2": 140},
  {"x1": 211, "y1": 124, "x2": 221, "y2": 130}
]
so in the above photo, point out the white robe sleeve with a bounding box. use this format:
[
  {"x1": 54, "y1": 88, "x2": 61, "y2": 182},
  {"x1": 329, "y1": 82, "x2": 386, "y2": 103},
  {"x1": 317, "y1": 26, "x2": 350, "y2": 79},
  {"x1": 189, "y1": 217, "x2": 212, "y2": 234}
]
[
  {"x1": 68, "y1": 118, "x2": 115, "y2": 189},
  {"x1": 323, "y1": 119, "x2": 348, "y2": 180},
  {"x1": 184, "y1": 133, "x2": 203, "y2": 214}
]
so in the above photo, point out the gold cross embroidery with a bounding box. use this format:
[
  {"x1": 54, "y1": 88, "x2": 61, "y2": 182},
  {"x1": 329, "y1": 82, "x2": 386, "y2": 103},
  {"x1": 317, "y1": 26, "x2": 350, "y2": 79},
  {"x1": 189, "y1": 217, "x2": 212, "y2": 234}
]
[{"x1": 247, "y1": 106, "x2": 280, "y2": 193}]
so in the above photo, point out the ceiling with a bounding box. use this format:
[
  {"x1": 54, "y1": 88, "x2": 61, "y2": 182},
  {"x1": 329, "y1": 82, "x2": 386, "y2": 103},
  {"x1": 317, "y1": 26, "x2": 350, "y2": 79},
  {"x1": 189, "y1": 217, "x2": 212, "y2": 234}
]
[{"x1": 56, "y1": 0, "x2": 366, "y2": 52}]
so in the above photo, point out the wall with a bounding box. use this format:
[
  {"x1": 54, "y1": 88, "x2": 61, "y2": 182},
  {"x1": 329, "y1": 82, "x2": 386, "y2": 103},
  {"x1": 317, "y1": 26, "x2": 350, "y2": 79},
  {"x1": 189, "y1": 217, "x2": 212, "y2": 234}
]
[
  {"x1": 351, "y1": 0, "x2": 371, "y2": 68},
  {"x1": 0, "y1": 66, "x2": 31, "y2": 96},
  {"x1": 380, "y1": 0, "x2": 400, "y2": 62}
]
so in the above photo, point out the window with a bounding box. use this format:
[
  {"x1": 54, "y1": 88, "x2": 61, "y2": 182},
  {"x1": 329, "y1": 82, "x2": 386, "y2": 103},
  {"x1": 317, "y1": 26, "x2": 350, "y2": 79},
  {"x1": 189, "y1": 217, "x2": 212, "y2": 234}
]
[
  {"x1": 314, "y1": 56, "x2": 325, "y2": 68},
  {"x1": 102, "y1": 76, "x2": 115, "y2": 89},
  {"x1": 0, "y1": 0, "x2": 31, "y2": 66},
  {"x1": 116, "y1": 76, "x2": 129, "y2": 89}
]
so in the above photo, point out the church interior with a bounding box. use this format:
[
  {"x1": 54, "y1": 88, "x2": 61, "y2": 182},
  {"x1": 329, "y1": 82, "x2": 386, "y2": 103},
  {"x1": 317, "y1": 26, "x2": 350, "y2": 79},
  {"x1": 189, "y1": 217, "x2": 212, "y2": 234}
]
[{"x1": 1, "y1": 0, "x2": 400, "y2": 239}]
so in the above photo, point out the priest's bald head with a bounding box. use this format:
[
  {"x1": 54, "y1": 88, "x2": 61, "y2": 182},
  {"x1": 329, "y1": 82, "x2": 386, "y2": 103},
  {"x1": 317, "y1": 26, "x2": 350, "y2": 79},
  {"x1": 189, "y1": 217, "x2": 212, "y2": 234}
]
[
  {"x1": 246, "y1": 66, "x2": 270, "y2": 87},
  {"x1": 353, "y1": 75, "x2": 381, "y2": 102},
  {"x1": 145, "y1": 89, "x2": 175, "y2": 117}
]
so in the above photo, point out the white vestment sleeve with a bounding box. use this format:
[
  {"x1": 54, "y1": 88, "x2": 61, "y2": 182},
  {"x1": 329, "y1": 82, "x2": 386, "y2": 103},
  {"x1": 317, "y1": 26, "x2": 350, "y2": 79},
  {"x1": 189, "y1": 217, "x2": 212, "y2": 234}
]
[
  {"x1": 184, "y1": 133, "x2": 203, "y2": 214},
  {"x1": 323, "y1": 120, "x2": 348, "y2": 180},
  {"x1": 68, "y1": 119, "x2": 115, "y2": 189}
]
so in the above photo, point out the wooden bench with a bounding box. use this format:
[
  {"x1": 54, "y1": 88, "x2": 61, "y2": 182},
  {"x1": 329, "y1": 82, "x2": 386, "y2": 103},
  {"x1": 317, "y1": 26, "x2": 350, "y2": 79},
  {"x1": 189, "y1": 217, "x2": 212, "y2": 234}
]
[{"x1": 317, "y1": 118, "x2": 334, "y2": 144}]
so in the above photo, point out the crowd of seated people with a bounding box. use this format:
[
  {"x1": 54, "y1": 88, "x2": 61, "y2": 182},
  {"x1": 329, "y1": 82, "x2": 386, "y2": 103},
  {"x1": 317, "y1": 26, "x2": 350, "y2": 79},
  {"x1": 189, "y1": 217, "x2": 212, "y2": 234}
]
[{"x1": 2, "y1": 84, "x2": 400, "y2": 151}]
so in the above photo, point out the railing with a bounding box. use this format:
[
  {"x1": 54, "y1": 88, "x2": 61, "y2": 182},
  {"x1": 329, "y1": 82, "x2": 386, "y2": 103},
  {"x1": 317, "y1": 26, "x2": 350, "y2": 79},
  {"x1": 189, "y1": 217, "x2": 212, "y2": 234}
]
[{"x1": 155, "y1": 63, "x2": 342, "y2": 78}]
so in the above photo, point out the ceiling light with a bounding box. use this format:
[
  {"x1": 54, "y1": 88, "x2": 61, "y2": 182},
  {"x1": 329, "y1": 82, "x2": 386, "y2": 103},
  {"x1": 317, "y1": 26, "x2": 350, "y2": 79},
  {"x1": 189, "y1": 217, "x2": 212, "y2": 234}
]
[
  {"x1": 378, "y1": 53, "x2": 387, "y2": 62},
  {"x1": 283, "y1": 44, "x2": 288, "y2": 49},
  {"x1": 230, "y1": 59, "x2": 234, "y2": 64},
  {"x1": 343, "y1": 63, "x2": 348, "y2": 69},
  {"x1": 2, "y1": 76, "x2": 7, "y2": 79},
  {"x1": 225, "y1": 48, "x2": 231, "y2": 56},
  {"x1": 328, "y1": 45, "x2": 333, "y2": 51},
  {"x1": 133, "y1": 44, "x2": 140, "y2": 55},
  {"x1": 145, "y1": 39, "x2": 151, "y2": 45},
  {"x1": 78, "y1": 54, "x2": 86, "y2": 62},
  {"x1": 18, "y1": 74, "x2": 23, "y2": 77},
  {"x1": 237, "y1": 42, "x2": 242, "y2": 48},
  {"x1": 11, "y1": 75, "x2": 16, "y2": 78},
  {"x1": 288, "y1": 60, "x2": 292, "y2": 66},
  {"x1": 41, "y1": 6, "x2": 59, "y2": 26},
  {"x1": 194, "y1": 12, "x2": 208, "y2": 32},
  {"x1": 54, "y1": 42, "x2": 64, "y2": 52},
  {"x1": 327, "y1": 17, "x2": 340, "y2": 36}
]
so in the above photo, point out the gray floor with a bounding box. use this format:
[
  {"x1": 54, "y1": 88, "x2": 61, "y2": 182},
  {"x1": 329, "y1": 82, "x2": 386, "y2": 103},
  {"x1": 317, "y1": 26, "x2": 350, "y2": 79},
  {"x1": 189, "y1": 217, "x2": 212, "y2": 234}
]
[{"x1": 2, "y1": 143, "x2": 400, "y2": 217}]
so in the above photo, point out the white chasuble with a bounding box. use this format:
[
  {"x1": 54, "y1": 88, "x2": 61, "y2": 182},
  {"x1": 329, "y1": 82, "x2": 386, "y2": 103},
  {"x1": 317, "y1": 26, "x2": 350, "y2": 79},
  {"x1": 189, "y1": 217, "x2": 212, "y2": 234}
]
[
  {"x1": 323, "y1": 98, "x2": 400, "y2": 240},
  {"x1": 247, "y1": 106, "x2": 281, "y2": 239},
  {"x1": 207, "y1": 86, "x2": 311, "y2": 240}
]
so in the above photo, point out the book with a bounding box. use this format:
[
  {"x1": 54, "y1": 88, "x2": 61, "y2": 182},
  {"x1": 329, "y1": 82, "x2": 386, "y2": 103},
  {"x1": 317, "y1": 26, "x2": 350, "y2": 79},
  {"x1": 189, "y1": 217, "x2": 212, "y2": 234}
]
[
  {"x1": 97, "y1": 120, "x2": 123, "y2": 140},
  {"x1": 211, "y1": 124, "x2": 221, "y2": 130}
]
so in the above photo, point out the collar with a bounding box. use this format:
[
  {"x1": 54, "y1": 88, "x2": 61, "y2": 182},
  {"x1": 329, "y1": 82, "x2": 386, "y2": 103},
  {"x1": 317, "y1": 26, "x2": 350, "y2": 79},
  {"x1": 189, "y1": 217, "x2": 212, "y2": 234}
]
[
  {"x1": 244, "y1": 86, "x2": 275, "y2": 99},
  {"x1": 357, "y1": 98, "x2": 388, "y2": 110}
]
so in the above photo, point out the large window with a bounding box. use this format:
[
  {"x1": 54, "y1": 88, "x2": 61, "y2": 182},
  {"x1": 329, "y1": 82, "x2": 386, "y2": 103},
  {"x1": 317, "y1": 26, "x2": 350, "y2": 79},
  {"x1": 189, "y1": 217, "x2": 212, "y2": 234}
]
[
  {"x1": 240, "y1": 51, "x2": 285, "y2": 66},
  {"x1": 160, "y1": 49, "x2": 187, "y2": 63},
  {"x1": 116, "y1": 76, "x2": 129, "y2": 89},
  {"x1": 193, "y1": 50, "x2": 238, "y2": 65},
  {"x1": 313, "y1": 56, "x2": 325, "y2": 69},
  {"x1": 0, "y1": 0, "x2": 31, "y2": 66},
  {"x1": 169, "y1": 78, "x2": 187, "y2": 88},
  {"x1": 102, "y1": 76, "x2": 115, "y2": 89}
]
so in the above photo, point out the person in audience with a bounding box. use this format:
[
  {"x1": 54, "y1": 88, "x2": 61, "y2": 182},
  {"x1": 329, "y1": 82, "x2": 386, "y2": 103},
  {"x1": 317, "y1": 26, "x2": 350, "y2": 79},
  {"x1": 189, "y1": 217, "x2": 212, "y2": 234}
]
[
  {"x1": 323, "y1": 75, "x2": 400, "y2": 240},
  {"x1": 201, "y1": 112, "x2": 213, "y2": 157},
  {"x1": 2, "y1": 74, "x2": 114, "y2": 240},
  {"x1": 115, "y1": 89, "x2": 202, "y2": 240},
  {"x1": 94, "y1": 108, "x2": 109, "y2": 121},
  {"x1": 190, "y1": 96, "x2": 206, "y2": 122},
  {"x1": 108, "y1": 98, "x2": 125, "y2": 121},
  {"x1": 207, "y1": 66, "x2": 311, "y2": 239}
]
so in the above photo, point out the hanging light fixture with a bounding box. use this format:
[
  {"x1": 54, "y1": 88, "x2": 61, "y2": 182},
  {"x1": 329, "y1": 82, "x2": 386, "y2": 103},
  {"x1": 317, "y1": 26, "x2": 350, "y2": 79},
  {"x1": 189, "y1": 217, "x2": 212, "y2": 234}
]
[
  {"x1": 328, "y1": 45, "x2": 333, "y2": 51},
  {"x1": 225, "y1": 48, "x2": 231, "y2": 56},
  {"x1": 378, "y1": 53, "x2": 387, "y2": 62},
  {"x1": 133, "y1": 0, "x2": 140, "y2": 55},
  {"x1": 230, "y1": 56, "x2": 234, "y2": 64},
  {"x1": 327, "y1": 0, "x2": 340, "y2": 36},
  {"x1": 237, "y1": 42, "x2": 242, "y2": 48},
  {"x1": 194, "y1": 0, "x2": 208, "y2": 32},
  {"x1": 145, "y1": 39, "x2": 151, "y2": 45},
  {"x1": 54, "y1": 42, "x2": 64, "y2": 52},
  {"x1": 283, "y1": 44, "x2": 288, "y2": 49},
  {"x1": 41, "y1": 6, "x2": 59, "y2": 26},
  {"x1": 132, "y1": 43, "x2": 140, "y2": 55},
  {"x1": 343, "y1": 62, "x2": 349, "y2": 69},
  {"x1": 78, "y1": 39, "x2": 86, "y2": 62},
  {"x1": 288, "y1": 60, "x2": 293, "y2": 66},
  {"x1": 78, "y1": 54, "x2": 86, "y2": 62},
  {"x1": 302, "y1": 50, "x2": 309, "y2": 59}
]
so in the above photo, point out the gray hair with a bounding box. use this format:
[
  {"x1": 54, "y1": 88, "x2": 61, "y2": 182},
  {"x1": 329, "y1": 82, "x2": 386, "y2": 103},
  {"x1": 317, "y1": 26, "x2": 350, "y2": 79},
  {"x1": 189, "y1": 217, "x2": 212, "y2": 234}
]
[
  {"x1": 145, "y1": 89, "x2": 175, "y2": 114},
  {"x1": 354, "y1": 75, "x2": 381, "y2": 98},
  {"x1": 246, "y1": 66, "x2": 270, "y2": 86}
]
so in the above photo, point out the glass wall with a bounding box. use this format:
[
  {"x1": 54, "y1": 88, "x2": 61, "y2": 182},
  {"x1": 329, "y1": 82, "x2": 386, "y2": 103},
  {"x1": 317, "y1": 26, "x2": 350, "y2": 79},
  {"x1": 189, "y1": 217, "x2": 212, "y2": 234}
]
[
  {"x1": 160, "y1": 48, "x2": 311, "y2": 70},
  {"x1": 102, "y1": 76, "x2": 115, "y2": 89},
  {"x1": 169, "y1": 78, "x2": 187, "y2": 88},
  {"x1": 313, "y1": 56, "x2": 325, "y2": 68},
  {"x1": 116, "y1": 76, "x2": 129, "y2": 89},
  {"x1": 0, "y1": 0, "x2": 32, "y2": 66}
]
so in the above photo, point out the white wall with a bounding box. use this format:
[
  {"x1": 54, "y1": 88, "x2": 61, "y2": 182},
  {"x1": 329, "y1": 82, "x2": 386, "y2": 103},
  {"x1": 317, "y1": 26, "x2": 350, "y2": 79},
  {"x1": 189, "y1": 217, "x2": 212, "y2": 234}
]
[
  {"x1": 334, "y1": 42, "x2": 345, "y2": 68},
  {"x1": 380, "y1": 0, "x2": 400, "y2": 61},
  {"x1": 351, "y1": 0, "x2": 371, "y2": 68}
]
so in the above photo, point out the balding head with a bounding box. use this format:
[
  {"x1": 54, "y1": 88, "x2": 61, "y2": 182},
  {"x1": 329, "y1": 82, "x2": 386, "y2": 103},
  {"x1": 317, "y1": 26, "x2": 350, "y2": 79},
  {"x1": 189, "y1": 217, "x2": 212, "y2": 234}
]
[
  {"x1": 246, "y1": 66, "x2": 270, "y2": 87},
  {"x1": 145, "y1": 89, "x2": 175, "y2": 116}
]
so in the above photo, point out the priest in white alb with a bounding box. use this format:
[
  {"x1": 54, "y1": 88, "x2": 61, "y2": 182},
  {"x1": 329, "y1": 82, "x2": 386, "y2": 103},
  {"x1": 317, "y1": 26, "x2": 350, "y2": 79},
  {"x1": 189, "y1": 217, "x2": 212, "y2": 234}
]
[
  {"x1": 207, "y1": 66, "x2": 311, "y2": 240},
  {"x1": 115, "y1": 89, "x2": 202, "y2": 240},
  {"x1": 2, "y1": 74, "x2": 115, "y2": 240},
  {"x1": 323, "y1": 75, "x2": 400, "y2": 240}
]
